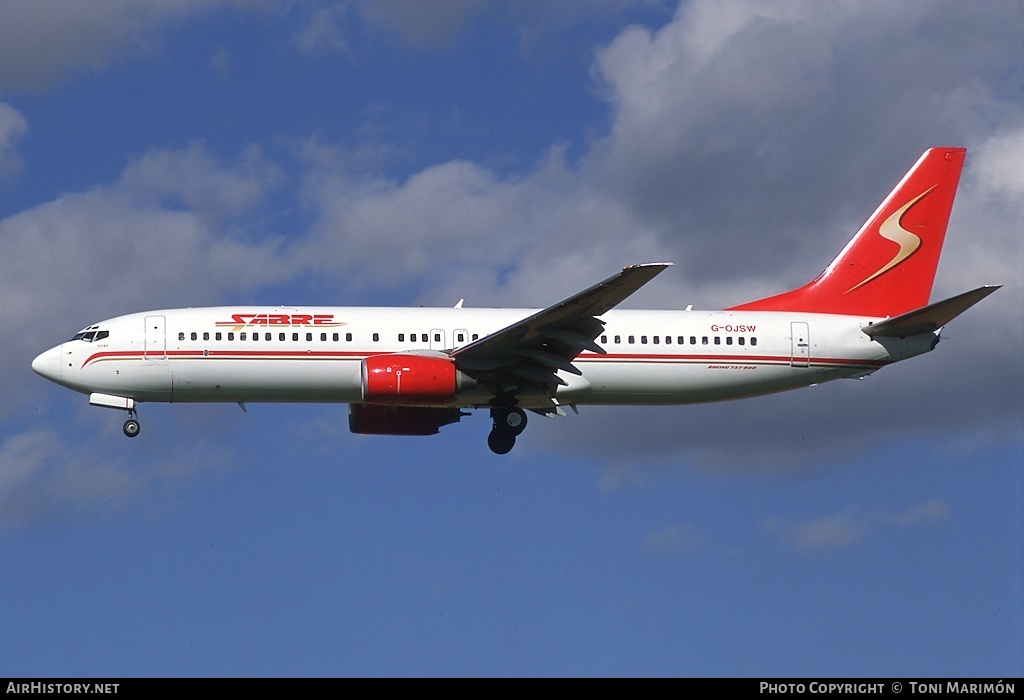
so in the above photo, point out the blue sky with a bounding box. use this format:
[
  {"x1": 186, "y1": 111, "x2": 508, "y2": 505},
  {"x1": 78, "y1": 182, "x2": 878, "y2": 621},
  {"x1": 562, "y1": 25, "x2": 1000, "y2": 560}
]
[{"x1": 1, "y1": 0, "x2": 1021, "y2": 677}]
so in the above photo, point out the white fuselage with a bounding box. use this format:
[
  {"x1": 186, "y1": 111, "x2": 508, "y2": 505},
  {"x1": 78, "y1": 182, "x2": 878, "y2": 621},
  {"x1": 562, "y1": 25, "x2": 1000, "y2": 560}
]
[{"x1": 33, "y1": 305, "x2": 937, "y2": 409}]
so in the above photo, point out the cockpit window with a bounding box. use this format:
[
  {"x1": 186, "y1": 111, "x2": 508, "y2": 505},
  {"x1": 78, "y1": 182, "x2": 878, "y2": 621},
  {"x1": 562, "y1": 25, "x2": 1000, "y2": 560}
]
[{"x1": 70, "y1": 329, "x2": 109, "y2": 342}]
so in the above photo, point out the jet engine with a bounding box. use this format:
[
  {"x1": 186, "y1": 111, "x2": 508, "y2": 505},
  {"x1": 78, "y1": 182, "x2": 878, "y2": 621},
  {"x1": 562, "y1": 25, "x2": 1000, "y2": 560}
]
[{"x1": 360, "y1": 353, "x2": 475, "y2": 404}]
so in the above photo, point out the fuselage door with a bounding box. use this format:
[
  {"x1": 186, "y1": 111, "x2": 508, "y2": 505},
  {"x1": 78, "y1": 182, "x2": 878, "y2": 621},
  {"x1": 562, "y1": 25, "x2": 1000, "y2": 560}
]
[
  {"x1": 790, "y1": 321, "x2": 810, "y2": 367},
  {"x1": 145, "y1": 315, "x2": 167, "y2": 360}
]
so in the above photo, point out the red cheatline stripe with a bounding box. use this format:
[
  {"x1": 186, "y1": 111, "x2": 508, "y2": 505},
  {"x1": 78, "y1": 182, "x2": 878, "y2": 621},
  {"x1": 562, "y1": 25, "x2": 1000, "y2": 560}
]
[{"x1": 83, "y1": 349, "x2": 889, "y2": 370}]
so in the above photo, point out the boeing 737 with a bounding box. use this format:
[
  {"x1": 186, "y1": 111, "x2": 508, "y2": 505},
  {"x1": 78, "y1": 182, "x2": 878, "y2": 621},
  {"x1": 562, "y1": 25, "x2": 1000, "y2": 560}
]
[{"x1": 32, "y1": 147, "x2": 997, "y2": 453}]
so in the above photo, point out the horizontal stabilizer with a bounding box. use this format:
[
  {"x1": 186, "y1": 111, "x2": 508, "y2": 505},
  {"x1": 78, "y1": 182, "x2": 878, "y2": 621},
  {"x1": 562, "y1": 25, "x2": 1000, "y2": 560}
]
[{"x1": 863, "y1": 285, "x2": 1000, "y2": 338}]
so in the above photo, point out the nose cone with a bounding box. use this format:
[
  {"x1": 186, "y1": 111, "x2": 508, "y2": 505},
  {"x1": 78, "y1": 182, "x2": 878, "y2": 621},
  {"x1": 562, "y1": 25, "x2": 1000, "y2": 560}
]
[{"x1": 32, "y1": 344, "x2": 63, "y2": 383}]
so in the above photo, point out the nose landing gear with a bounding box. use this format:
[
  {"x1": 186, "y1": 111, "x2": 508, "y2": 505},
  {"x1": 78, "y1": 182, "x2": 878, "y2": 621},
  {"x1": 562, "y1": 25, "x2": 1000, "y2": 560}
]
[
  {"x1": 487, "y1": 406, "x2": 527, "y2": 454},
  {"x1": 88, "y1": 393, "x2": 141, "y2": 439}
]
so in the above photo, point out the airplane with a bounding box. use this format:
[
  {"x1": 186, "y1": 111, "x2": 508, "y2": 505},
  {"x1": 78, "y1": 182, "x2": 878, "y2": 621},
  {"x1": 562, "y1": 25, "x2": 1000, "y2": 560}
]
[{"x1": 32, "y1": 147, "x2": 998, "y2": 454}]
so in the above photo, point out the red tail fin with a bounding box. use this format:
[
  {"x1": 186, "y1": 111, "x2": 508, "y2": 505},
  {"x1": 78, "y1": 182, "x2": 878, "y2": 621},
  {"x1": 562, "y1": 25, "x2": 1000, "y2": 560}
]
[{"x1": 729, "y1": 147, "x2": 966, "y2": 317}]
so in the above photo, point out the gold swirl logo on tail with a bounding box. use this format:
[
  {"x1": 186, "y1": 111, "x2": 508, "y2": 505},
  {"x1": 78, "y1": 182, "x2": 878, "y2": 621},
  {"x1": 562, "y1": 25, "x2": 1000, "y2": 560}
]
[{"x1": 847, "y1": 185, "x2": 936, "y2": 293}]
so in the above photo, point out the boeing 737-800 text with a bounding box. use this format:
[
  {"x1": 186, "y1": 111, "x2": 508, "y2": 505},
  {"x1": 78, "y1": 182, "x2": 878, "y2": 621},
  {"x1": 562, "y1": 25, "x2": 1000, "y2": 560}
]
[{"x1": 32, "y1": 148, "x2": 997, "y2": 453}]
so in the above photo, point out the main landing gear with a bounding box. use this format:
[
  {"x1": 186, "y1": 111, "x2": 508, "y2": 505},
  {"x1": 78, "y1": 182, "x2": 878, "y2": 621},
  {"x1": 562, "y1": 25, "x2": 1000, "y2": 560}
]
[{"x1": 487, "y1": 406, "x2": 527, "y2": 455}]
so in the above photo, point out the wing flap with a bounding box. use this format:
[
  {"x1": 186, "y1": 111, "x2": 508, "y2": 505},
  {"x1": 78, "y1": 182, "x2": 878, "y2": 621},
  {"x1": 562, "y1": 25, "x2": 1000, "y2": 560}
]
[{"x1": 520, "y1": 347, "x2": 585, "y2": 375}]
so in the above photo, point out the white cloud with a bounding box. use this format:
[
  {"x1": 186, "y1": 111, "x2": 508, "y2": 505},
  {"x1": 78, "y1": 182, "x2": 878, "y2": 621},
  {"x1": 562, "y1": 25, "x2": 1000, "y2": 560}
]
[
  {"x1": 895, "y1": 499, "x2": 949, "y2": 526},
  {"x1": 0, "y1": 425, "x2": 236, "y2": 531},
  {"x1": 118, "y1": 143, "x2": 284, "y2": 219},
  {"x1": 209, "y1": 45, "x2": 232, "y2": 80},
  {"x1": 0, "y1": 0, "x2": 220, "y2": 91},
  {"x1": 0, "y1": 103, "x2": 28, "y2": 177},
  {"x1": 0, "y1": 430, "x2": 54, "y2": 525},
  {"x1": 2, "y1": 143, "x2": 293, "y2": 413},
  {"x1": 764, "y1": 499, "x2": 951, "y2": 553},
  {"x1": 358, "y1": 0, "x2": 488, "y2": 46},
  {"x1": 294, "y1": 147, "x2": 575, "y2": 297},
  {"x1": 973, "y1": 131, "x2": 1024, "y2": 198},
  {"x1": 292, "y1": 2, "x2": 351, "y2": 54},
  {"x1": 766, "y1": 510, "x2": 867, "y2": 553},
  {"x1": 587, "y1": 0, "x2": 1023, "y2": 295},
  {"x1": 641, "y1": 523, "x2": 703, "y2": 553},
  {"x1": 312, "y1": 1, "x2": 660, "y2": 52}
]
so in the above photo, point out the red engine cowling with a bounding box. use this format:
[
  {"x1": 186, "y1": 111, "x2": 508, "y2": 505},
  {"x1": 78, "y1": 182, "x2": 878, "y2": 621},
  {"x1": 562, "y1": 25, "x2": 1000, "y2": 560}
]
[
  {"x1": 361, "y1": 354, "x2": 461, "y2": 404},
  {"x1": 348, "y1": 403, "x2": 464, "y2": 436}
]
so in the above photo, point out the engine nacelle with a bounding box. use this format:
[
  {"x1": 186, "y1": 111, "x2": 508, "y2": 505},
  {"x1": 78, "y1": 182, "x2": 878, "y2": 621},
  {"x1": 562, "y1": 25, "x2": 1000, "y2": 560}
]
[
  {"x1": 348, "y1": 403, "x2": 464, "y2": 436},
  {"x1": 361, "y1": 353, "x2": 472, "y2": 404}
]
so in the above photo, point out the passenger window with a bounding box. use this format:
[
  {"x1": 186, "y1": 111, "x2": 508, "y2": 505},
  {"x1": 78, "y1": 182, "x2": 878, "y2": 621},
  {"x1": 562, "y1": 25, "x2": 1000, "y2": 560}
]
[
  {"x1": 292, "y1": 333, "x2": 298, "y2": 341},
  {"x1": 751, "y1": 337, "x2": 758, "y2": 346},
  {"x1": 472, "y1": 334, "x2": 479, "y2": 341},
  {"x1": 373, "y1": 333, "x2": 380, "y2": 342},
  {"x1": 690, "y1": 336, "x2": 697, "y2": 345},
  {"x1": 321, "y1": 332, "x2": 327, "y2": 341},
  {"x1": 652, "y1": 336, "x2": 659, "y2": 344},
  {"x1": 678, "y1": 336, "x2": 685, "y2": 345},
  {"x1": 346, "y1": 333, "x2": 352, "y2": 342},
  {"x1": 227, "y1": 332, "x2": 234, "y2": 341},
  {"x1": 457, "y1": 333, "x2": 465, "y2": 342},
  {"x1": 641, "y1": 336, "x2": 648, "y2": 344},
  {"x1": 738, "y1": 337, "x2": 745, "y2": 346},
  {"x1": 306, "y1": 333, "x2": 313, "y2": 342},
  {"x1": 333, "y1": 333, "x2": 339, "y2": 341},
  {"x1": 421, "y1": 334, "x2": 428, "y2": 342},
  {"x1": 701, "y1": 337, "x2": 708, "y2": 345},
  {"x1": 240, "y1": 332, "x2": 247, "y2": 341},
  {"x1": 252, "y1": 333, "x2": 259, "y2": 342},
  {"x1": 215, "y1": 332, "x2": 222, "y2": 341},
  {"x1": 714, "y1": 337, "x2": 721, "y2": 345},
  {"x1": 399, "y1": 334, "x2": 405, "y2": 342},
  {"x1": 203, "y1": 332, "x2": 210, "y2": 341},
  {"x1": 628, "y1": 336, "x2": 635, "y2": 344},
  {"x1": 614, "y1": 335, "x2": 621, "y2": 344},
  {"x1": 279, "y1": 333, "x2": 286, "y2": 341},
  {"x1": 601, "y1": 335, "x2": 608, "y2": 344},
  {"x1": 178, "y1": 332, "x2": 185, "y2": 341},
  {"x1": 664, "y1": 336, "x2": 671, "y2": 344}
]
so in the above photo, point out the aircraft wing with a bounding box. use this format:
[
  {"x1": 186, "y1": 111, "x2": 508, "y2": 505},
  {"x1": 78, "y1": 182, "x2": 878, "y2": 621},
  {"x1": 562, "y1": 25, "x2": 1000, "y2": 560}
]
[{"x1": 452, "y1": 263, "x2": 673, "y2": 392}]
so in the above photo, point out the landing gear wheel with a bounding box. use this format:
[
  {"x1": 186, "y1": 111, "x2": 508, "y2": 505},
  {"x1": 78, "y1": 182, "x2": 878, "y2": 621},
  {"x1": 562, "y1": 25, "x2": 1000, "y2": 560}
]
[
  {"x1": 487, "y1": 402, "x2": 526, "y2": 454},
  {"x1": 487, "y1": 429, "x2": 516, "y2": 455},
  {"x1": 123, "y1": 419, "x2": 140, "y2": 438},
  {"x1": 505, "y1": 407, "x2": 527, "y2": 436}
]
